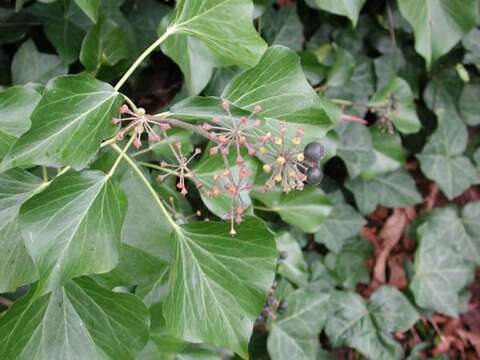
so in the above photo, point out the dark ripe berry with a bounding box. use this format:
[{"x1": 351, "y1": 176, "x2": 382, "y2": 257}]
[
  {"x1": 306, "y1": 167, "x2": 323, "y2": 185},
  {"x1": 304, "y1": 142, "x2": 325, "y2": 162}
]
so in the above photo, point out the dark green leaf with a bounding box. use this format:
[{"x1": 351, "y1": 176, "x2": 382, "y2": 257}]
[
  {"x1": 262, "y1": 5, "x2": 304, "y2": 51},
  {"x1": 74, "y1": 0, "x2": 101, "y2": 23},
  {"x1": 276, "y1": 231, "x2": 308, "y2": 286},
  {"x1": 305, "y1": 0, "x2": 366, "y2": 25}
]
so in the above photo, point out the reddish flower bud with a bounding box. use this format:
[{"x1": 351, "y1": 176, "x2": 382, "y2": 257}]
[{"x1": 119, "y1": 104, "x2": 129, "y2": 113}]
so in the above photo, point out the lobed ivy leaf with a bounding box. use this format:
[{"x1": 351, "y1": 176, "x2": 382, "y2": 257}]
[
  {"x1": 314, "y1": 204, "x2": 366, "y2": 253},
  {"x1": 417, "y1": 112, "x2": 479, "y2": 200},
  {"x1": 398, "y1": 0, "x2": 478, "y2": 68},
  {"x1": 410, "y1": 223, "x2": 475, "y2": 317},
  {"x1": 0, "y1": 85, "x2": 41, "y2": 160},
  {"x1": 0, "y1": 169, "x2": 42, "y2": 292},
  {"x1": 18, "y1": 170, "x2": 127, "y2": 296},
  {"x1": 326, "y1": 287, "x2": 417, "y2": 360},
  {"x1": 459, "y1": 83, "x2": 480, "y2": 126},
  {"x1": 347, "y1": 169, "x2": 422, "y2": 214},
  {"x1": 0, "y1": 277, "x2": 150, "y2": 360},
  {"x1": 253, "y1": 186, "x2": 333, "y2": 233},
  {"x1": 267, "y1": 289, "x2": 330, "y2": 360},
  {"x1": 0, "y1": 74, "x2": 123, "y2": 172},
  {"x1": 163, "y1": 217, "x2": 277, "y2": 358},
  {"x1": 305, "y1": 0, "x2": 366, "y2": 26},
  {"x1": 11, "y1": 40, "x2": 68, "y2": 85},
  {"x1": 325, "y1": 46, "x2": 355, "y2": 88}
]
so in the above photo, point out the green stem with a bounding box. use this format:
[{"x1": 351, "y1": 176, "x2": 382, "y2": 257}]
[
  {"x1": 114, "y1": 27, "x2": 176, "y2": 91},
  {"x1": 110, "y1": 143, "x2": 181, "y2": 233},
  {"x1": 107, "y1": 135, "x2": 135, "y2": 179},
  {"x1": 42, "y1": 166, "x2": 48, "y2": 182},
  {"x1": 123, "y1": 94, "x2": 139, "y2": 112}
]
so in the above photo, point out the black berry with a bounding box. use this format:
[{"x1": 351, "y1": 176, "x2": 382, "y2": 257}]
[
  {"x1": 304, "y1": 142, "x2": 325, "y2": 162},
  {"x1": 306, "y1": 167, "x2": 323, "y2": 185}
]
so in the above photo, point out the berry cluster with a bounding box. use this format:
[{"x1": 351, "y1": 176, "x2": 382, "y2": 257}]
[
  {"x1": 257, "y1": 281, "x2": 288, "y2": 323},
  {"x1": 112, "y1": 102, "x2": 326, "y2": 235}
]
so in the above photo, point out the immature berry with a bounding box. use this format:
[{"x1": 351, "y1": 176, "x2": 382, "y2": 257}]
[
  {"x1": 304, "y1": 142, "x2": 325, "y2": 162},
  {"x1": 306, "y1": 167, "x2": 323, "y2": 185}
]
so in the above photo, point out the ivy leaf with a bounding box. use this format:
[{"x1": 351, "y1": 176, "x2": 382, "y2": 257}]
[
  {"x1": 417, "y1": 113, "x2": 479, "y2": 200},
  {"x1": 0, "y1": 277, "x2": 150, "y2": 359},
  {"x1": 335, "y1": 122, "x2": 375, "y2": 178},
  {"x1": 253, "y1": 186, "x2": 333, "y2": 233},
  {"x1": 0, "y1": 74, "x2": 123, "y2": 171},
  {"x1": 262, "y1": 4, "x2": 304, "y2": 51},
  {"x1": 165, "y1": 0, "x2": 266, "y2": 68},
  {"x1": 347, "y1": 169, "x2": 422, "y2": 214},
  {"x1": 11, "y1": 40, "x2": 68, "y2": 85},
  {"x1": 323, "y1": 236, "x2": 372, "y2": 289},
  {"x1": 397, "y1": 0, "x2": 477, "y2": 68},
  {"x1": 325, "y1": 290, "x2": 405, "y2": 360},
  {"x1": 326, "y1": 46, "x2": 355, "y2": 88},
  {"x1": 163, "y1": 217, "x2": 277, "y2": 358},
  {"x1": 0, "y1": 85, "x2": 41, "y2": 159},
  {"x1": 223, "y1": 46, "x2": 338, "y2": 134},
  {"x1": 18, "y1": 170, "x2": 127, "y2": 296},
  {"x1": 410, "y1": 223, "x2": 475, "y2": 317},
  {"x1": 267, "y1": 289, "x2": 330, "y2": 360},
  {"x1": 370, "y1": 77, "x2": 421, "y2": 134},
  {"x1": 276, "y1": 231, "x2": 309, "y2": 286},
  {"x1": 0, "y1": 169, "x2": 42, "y2": 292},
  {"x1": 369, "y1": 286, "x2": 419, "y2": 333},
  {"x1": 314, "y1": 204, "x2": 366, "y2": 253},
  {"x1": 463, "y1": 28, "x2": 480, "y2": 68},
  {"x1": 459, "y1": 83, "x2": 480, "y2": 126},
  {"x1": 80, "y1": 17, "x2": 130, "y2": 72},
  {"x1": 74, "y1": 0, "x2": 101, "y2": 23},
  {"x1": 305, "y1": 0, "x2": 366, "y2": 26},
  {"x1": 362, "y1": 126, "x2": 407, "y2": 178},
  {"x1": 29, "y1": 1, "x2": 91, "y2": 64}
]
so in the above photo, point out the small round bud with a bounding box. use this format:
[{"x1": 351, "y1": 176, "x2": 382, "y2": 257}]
[
  {"x1": 276, "y1": 156, "x2": 286, "y2": 165},
  {"x1": 275, "y1": 175, "x2": 282, "y2": 182},
  {"x1": 297, "y1": 153, "x2": 305, "y2": 162},
  {"x1": 263, "y1": 164, "x2": 272, "y2": 173},
  {"x1": 292, "y1": 136, "x2": 301, "y2": 145},
  {"x1": 306, "y1": 167, "x2": 323, "y2": 185},
  {"x1": 222, "y1": 100, "x2": 230, "y2": 110},
  {"x1": 253, "y1": 105, "x2": 262, "y2": 113},
  {"x1": 304, "y1": 142, "x2": 325, "y2": 162},
  {"x1": 260, "y1": 146, "x2": 268, "y2": 154},
  {"x1": 137, "y1": 108, "x2": 146, "y2": 115},
  {"x1": 274, "y1": 137, "x2": 283, "y2": 145}
]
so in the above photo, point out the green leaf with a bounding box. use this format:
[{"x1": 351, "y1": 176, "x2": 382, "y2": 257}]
[
  {"x1": 463, "y1": 28, "x2": 480, "y2": 67},
  {"x1": 165, "y1": 0, "x2": 267, "y2": 68},
  {"x1": 326, "y1": 46, "x2": 355, "y2": 88},
  {"x1": 323, "y1": 236, "x2": 371, "y2": 289},
  {"x1": 80, "y1": 17, "x2": 130, "y2": 72},
  {"x1": 314, "y1": 204, "x2": 366, "y2": 252},
  {"x1": 0, "y1": 169, "x2": 42, "y2": 292},
  {"x1": 253, "y1": 186, "x2": 333, "y2": 233},
  {"x1": 0, "y1": 85, "x2": 41, "y2": 159},
  {"x1": 163, "y1": 217, "x2": 277, "y2": 358},
  {"x1": 0, "y1": 277, "x2": 150, "y2": 359},
  {"x1": 335, "y1": 122, "x2": 375, "y2": 178},
  {"x1": 29, "y1": 1, "x2": 91, "y2": 64},
  {"x1": 347, "y1": 169, "x2": 422, "y2": 214},
  {"x1": 325, "y1": 291, "x2": 404, "y2": 360},
  {"x1": 11, "y1": 40, "x2": 68, "y2": 85},
  {"x1": 362, "y1": 125, "x2": 407, "y2": 178},
  {"x1": 223, "y1": 46, "x2": 337, "y2": 134},
  {"x1": 19, "y1": 170, "x2": 127, "y2": 296},
  {"x1": 417, "y1": 113, "x2": 479, "y2": 200},
  {"x1": 459, "y1": 83, "x2": 480, "y2": 126},
  {"x1": 305, "y1": 0, "x2": 366, "y2": 26},
  {"x1": 0, "y1": 74, "x2": 123, "y2": 171},
  {"x1": 369, "y1": 286, "x2": 419, "y2": 333},
  {"x1": 267, "y1": 289, "x2": 330, "y2": 360},
  {"x1": 410, "y1": 222, "x2": 475, "y2": 317},
  {"x1": 276, "y1": 231, "x2": 309, "y2": 286},
  {"x1": 74, "y1": 0, "x2": 101, "y2": 23},
  {"x1": 161, "y1": 33, "x2": 216, "y2": 95},
  {"x1": 370, "y1": 77, "x2": 421, "y2": 134},
  {"x1": 397, "y1": 0, "x2": 478, "y2": 68},
  {"x1": 262, "y1": 4, "x2": 304, "y2": 51}
]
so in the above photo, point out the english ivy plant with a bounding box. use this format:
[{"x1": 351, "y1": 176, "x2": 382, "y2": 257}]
[{"x1": 0, "y1": 0, "x2": 480, "y2": 359}]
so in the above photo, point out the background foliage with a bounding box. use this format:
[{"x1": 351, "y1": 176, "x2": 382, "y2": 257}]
[{"x1": 1, "y1": 0, "x2": 480, "y2": 359}]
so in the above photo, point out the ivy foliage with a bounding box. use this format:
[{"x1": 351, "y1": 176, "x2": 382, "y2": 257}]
[{"x1": 0, "y1": 0, "x2": 479, "y2": 359}]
